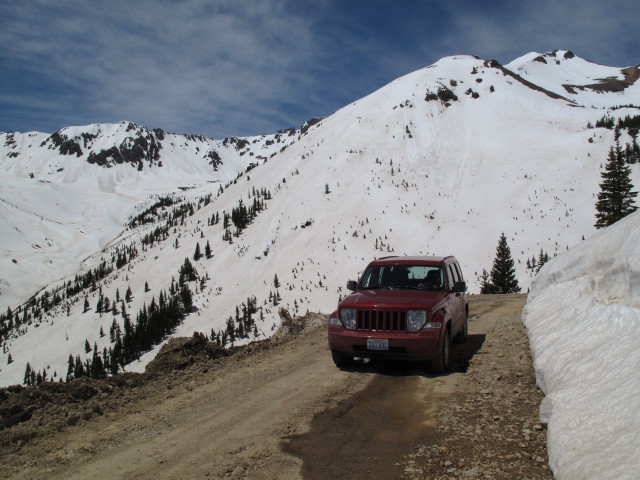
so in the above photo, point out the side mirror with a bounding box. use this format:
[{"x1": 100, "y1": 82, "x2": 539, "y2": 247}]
[
  {"x1": 452, "y1": 281, "x2": 466, "y2": 293},
  {"x1": 346, "y1": 280, "x2": 358, "y2": 291}
]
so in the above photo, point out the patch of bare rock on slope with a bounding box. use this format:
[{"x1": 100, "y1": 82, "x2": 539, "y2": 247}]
[{"x1": 403, "y1": 294, "x2": 552, "y2": 480}]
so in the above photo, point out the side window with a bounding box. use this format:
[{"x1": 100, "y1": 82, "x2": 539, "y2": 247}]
[
  {"x1": 453, "y1": 262, "x2": 464, "y2": 281},
  {"x1": 446, "y1": 265, "x2": 455, "y2": 289}
]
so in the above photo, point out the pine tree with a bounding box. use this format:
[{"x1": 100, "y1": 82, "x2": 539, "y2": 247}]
[
  {"x1": 488, "y1": 234, "x2": 520, "y2": 294},
  {"x1": 595, "y1": 143, "x2": 638, "y2": 228},
  {"x1": 205, "y1": 240, "x2": 212, "y2": 259},
  {"x1": 193, "y1": 242, "x2": 202, "y2": 261},
  {"x1": 536, "y1": 248, "x2": 550, "y2": 274},
  {"x1": 24, "y1": 362, "x2": 33, "y2": 385},
  {"x1": 180, "y1": 282, "x2": 193, "y2": 312},
  {"x1": 67, "y1": 354, "x2": 74, "y2": 381},
  {"x1": 479, "y1": 269, "x2": 497, "y2": 294},
  {"x1": 91, "y1": 344, "x2": 106, "y2": 379}
]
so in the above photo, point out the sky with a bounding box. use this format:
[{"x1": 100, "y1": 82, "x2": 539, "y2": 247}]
[{"x1": 1, "y1": 0, "x2": 638, "y2": 139}]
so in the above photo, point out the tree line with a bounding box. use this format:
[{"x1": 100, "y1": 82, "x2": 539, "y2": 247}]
[{"x1": 23, "y1": 258, "x2": 197, "y2": 385}]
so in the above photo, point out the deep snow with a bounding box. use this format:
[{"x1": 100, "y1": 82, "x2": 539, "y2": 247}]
[{"x1": 522, "y1": 210, "x2": 640, "y2": 480}]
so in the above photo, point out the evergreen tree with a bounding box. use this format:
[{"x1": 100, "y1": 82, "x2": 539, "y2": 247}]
[
  {"x1": 91, "y1": 344, "x2": 106, "y2": 379},
  {"x1": 536, "y1": 248, "x2": 550, "y2": 274},
  {"x1": 479, "y1": 269, "x2": 497, "y2": 294},
  {"x1": 67, "y1": 354, "x2": 74, "y2": 382},
  {"x1": 74, "y1": 354, "x2": 84, "y2": 378},
  {"x1": 205, "y1": 240, "x2": 212, "y2": 258},
  {"x1": 595, "y1": 143, "x2": 638, "y2": 228},
  {"x1": 193, "y1": 242, "x2": 202, "y2": 261},
  {"x1": 24, "y1": 362, "x2": 33, "y2": 385},
  {"x1": 180, "y1": 283, "x2": 193, "y2": 312},
  {"x1": 488, "y1": 234, "x2": 520, "y2": 294},
  {"x1": 179, "y1": 257, "x2": 197, "y2": 282}
]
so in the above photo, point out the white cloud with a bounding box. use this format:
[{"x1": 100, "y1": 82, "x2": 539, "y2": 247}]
[{"x1": 1, "y1": 0, "x2": 321, "y2": 136}]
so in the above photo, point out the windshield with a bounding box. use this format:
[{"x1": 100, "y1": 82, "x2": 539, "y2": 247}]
[{"x1": 359, "y1": 264, "x2": 444, "y2": 290}]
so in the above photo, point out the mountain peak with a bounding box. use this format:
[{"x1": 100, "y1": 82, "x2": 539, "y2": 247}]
[{"x1": 506, "y1": 50, "x2": 640, "y2": 106}]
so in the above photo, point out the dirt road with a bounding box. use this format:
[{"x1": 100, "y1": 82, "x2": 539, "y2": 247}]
[{"x1": 1, "y1": 294, "x2": 551, "y2": 479}]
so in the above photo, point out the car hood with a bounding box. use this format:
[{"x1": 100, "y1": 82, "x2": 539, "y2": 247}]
[{"x1": 340, "y1": 289, "x2": 448, "y2": 311}]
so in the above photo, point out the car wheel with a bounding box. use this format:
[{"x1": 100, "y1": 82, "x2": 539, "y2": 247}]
[
  {"x1": 430, "y1": 329, "x2": 451, "y2": 374},
  {"x1": 331, "y1": 350, "x2": 352, "y2": 368},
  {"x1": 453, "y1": 311, "x2": 468, "y2": 343}
]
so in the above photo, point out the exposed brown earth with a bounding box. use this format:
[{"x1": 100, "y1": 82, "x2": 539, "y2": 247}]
[{"x1": 0, "y1": 294, "x2": 551, "y2": 479}]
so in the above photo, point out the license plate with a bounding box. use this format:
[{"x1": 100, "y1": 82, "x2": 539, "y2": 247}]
[{"x1": 367, "y1": 339, "x2": 389, "y2": 351}]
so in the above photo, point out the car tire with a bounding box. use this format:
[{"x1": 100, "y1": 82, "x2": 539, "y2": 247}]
[
  {"x1": 453, "y1": 311, "x2": 468, "y2": 343},
  {"x1": 331, "y1": 350, "x2": 352, "y2": 368},
  {"x1": 430, "y1": 329, "x2": 451, "y2": 374}
]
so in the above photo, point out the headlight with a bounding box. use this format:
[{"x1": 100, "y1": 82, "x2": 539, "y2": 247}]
[
  {"x1": 407, "y1": 310, "x2": 427, "y2": 332},
  {"x1": 340, "y1": 308, "x2": 357, "y2": 330},
  {"x1": 329, "y1": 316, "x2": 342, "y2": 326}
]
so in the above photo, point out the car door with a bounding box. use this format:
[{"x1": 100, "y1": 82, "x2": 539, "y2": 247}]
[{"x1": 447, "y1": 263, "x2": 465, "y2": 332}]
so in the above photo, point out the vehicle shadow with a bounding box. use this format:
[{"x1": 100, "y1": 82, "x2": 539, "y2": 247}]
[{"x1": 338, "y1": 333, "x2": 486, "y2": 377}]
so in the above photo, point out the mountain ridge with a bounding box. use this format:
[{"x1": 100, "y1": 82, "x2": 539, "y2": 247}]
[{"x1": 0, "y1": 50, "x2": 638, "y2": 387}]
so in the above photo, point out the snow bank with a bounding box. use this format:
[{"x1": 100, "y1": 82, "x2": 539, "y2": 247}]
[{"x1": 522, "y1": 210, "x2": 640, "y2": 480}]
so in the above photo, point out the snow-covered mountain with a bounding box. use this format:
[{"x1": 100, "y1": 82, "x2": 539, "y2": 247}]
[
  {"x1": 1, "y1": 50, "x2": 638, "y2": 387},
  {"x1": 0, "y1": 121, "x2": 304, "y2": 310}
]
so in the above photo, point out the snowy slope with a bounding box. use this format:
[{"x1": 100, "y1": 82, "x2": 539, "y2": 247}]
[
  {"x1": 0, "y1": 121, "x2": 301, "y2": 310},
  {"x1": 0, "y1": 51, "x2": 639, "y2": 388},
  {"x1": 522, "y1": 210, "x2": 640, "y2": 480},
  {"x1": 507, "y1": 49, "x2": 640, "y2": 108}
]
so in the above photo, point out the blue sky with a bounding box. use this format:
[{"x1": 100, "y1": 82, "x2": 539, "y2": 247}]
[{"x1": 1, "y1": 0, "x2": 638, "y2": 138}]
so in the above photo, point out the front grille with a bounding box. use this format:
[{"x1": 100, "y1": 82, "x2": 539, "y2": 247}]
[{"x1": 357, "y1": 310, "x2": 406, "y2": 331}]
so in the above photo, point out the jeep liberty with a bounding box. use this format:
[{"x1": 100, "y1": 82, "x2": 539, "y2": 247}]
[{"x1": 328, "y1": 256, "x2": 468, "y2": 373}]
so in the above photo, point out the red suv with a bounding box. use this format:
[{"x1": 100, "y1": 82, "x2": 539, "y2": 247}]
[{"x1": 328, "y1": 256, "x2": 468, "y2": 373}]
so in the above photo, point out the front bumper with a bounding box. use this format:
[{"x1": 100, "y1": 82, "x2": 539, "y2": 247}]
[{"x1": 328, "y1": 325, "x2": 441, "y2": 361}]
